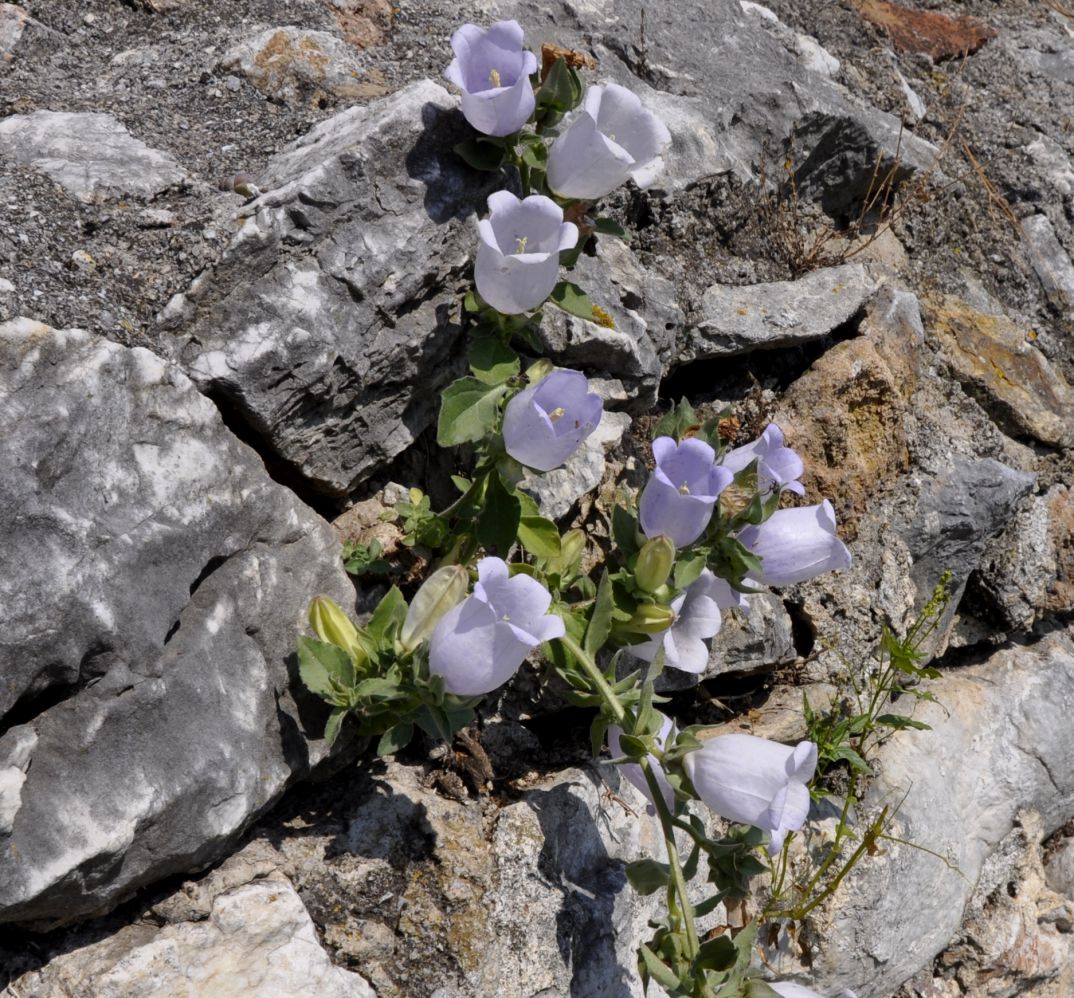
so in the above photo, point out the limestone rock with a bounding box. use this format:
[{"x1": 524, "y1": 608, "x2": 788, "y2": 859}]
[
  {"x1": 0, "y1": 112, "x2": 187, "y2": 203},
  {"x1": 8, "y1": 874, "x2": 375, "y2": 998},
  {"x1": 219, "y1": 26, "x2": 389, "y2": 105},
  {"x1": 0, "y1": 318, "x2": 355, "y2": 926},
  {"x1": 0, "y1": 2, "x2": 55, "y2": 67},
  {"x1": 1020, "y1": 214, "x2": 1074, "y2": 317},
  {"x1": 682, "y1": 263, "x2": 876, "y2": 362},
  {"x1": 165, "y1": 81, "x2": 504, "y2": 496},
  {"x1": 809, "y1": 631, "x2": 1074, "y2": 997},
  {"x1": 927, "y1": 294, "x2": 1074, "y2": 448}
]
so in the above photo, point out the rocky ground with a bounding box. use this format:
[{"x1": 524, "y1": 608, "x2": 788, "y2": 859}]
[{"x1": 2, "y1": 0, "x2": 1074, "y2": 995}]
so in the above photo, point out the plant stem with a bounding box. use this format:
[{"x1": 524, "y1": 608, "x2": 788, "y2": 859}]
[
  {"x1": 438, "y1": 471, "x2": 488, "y2": 522},
  {"x1": 640, "y1": 758, "x2": 708, "y2": 994},
  {"x1": 553, "y1": 632, "x2": 625, "y2": 724}
]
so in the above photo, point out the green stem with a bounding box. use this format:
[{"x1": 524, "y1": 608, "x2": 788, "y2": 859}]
[
  {"x1": 640, "y1": 758, "x2": 706, "y2": 991},
  {"x1": 438, "y1": 470, "x2": 488, "y2": 522},
  {"x1": 553, "y1": 632, "x2": 625, "y2": 724}
]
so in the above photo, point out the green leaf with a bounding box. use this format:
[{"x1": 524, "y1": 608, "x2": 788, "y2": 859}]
[
  {"x1": 377, "y1": 721, "x2": 414, "y2": 757},
  {"x1": 625, "y1": 859, "x2": 671, "y2": 896},
  {"x1": 694, "y1": 935, "x2": 736, "y2": 972},
  {"x1": 324, "y1": 706, "x2": 347, "y2": 748},
  {"x1": 653, "y1": 397, "x2": 698, "y2": 442},
  {"x1": 453, "y1": 138, "x2": 506, "y2": 171},
  {"x1": 673, "y1": 553, "x2": 708, "y2": 590},
  {"x1": 536, "y1": 57, "x2": 575, "y2": 111},
  {"x1": 611, "y1": 504, "x2": 641, "y2": 559},
  {"x1": 366, "y1": 586, "x2": 407, "y2": 647},
  {"x1": 833, "y1": 745, "x2": 872, "y2": 773},
  {"x1": 477, "y1": 471, "x2": 521, "y2": 554},
  {"x1": 438, "y1": 377, "x2": 508, "y2": 446},
  {"x1": 875, "y1": 713, "x2": 931, "y2": 731},
  {"x1": 585, "y1": 570, "x2": 615, "y2": 659},
  {"x1": 517, "y1": 515, "x2": 561, "y2": 559},
  {"x1": 639, "y1": 944, "x2": 680, "y2": 991},
  {"x1": 468, "y1": 336, "x2": 520, "y2": 386},
  {"x1": 593, "y1": 216, "x2": 629, "y2": 241},
  {"x1": 550, "y1": 281, "x2": 599, "y2": 322},
  {"x1": 298, "y1": 635, "x2": 355, "y2": 697}
]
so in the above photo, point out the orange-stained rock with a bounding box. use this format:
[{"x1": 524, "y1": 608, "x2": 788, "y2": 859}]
[
  {"x1": 925, "y1": 294, "x2": 1074, "y2": 448},
  {"x1": 851, "y1": 0, "x2": 995, "y2": 61},
  {"x1": 775, "y1": 287, "x2": 923, "y2": 536}
]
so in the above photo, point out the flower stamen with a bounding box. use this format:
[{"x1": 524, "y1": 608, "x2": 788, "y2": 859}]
[
  {"x1": 548, "y1": 406, "x2": 566, "y2": 422},
  {"x1": 679, "y1": 482, "x2": 691, "y2": 495},
  {"x1": 489, "y1": 68, "x2": 502, "y2": 87},
  {"x1": 514, "y1": 235, "x2": 528, "y2": 254}
]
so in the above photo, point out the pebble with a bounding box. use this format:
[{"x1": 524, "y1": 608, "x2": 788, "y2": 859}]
[{"x1": 225, "y1": 75, "x2": 241, "y2": 91}]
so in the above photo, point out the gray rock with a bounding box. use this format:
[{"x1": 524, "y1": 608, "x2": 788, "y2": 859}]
[
  {"x1": 8, "y1": 873, "x2": 375, "y2": 997},
  {"x1": 165, "y1": 80, "x2": 503, "y2": 497},
  {"x1": 498, "y1": 0, "x2": 937, "y2": 194},
  {"x1": 1045, "y1": 835, "x2": 1074, "y2": 900},
  {"x1": 0, "y1": 318, "x2": 355, "y2": 926},
  {"x1": 1021, "y1": 214, "x2": 1074, "y2": 316},
  {"x1": 0, "y1": 112, "x2": 187, "y2": 203},
  {"x1": 903, "y1": 457, "x2": 1036, "y2": 627},
  {"x1": 681, "y1": 263, "x2": 875, "y2": 363},
  {"x1": 0, "y1": 2, "x2": 55, "y2": 66},
  {"x1": 808, "y1": 630, "x2": 1074, "y2": 997},
  {"x1": 218, "y1": 26, "x2": 387, "y2": 104},
  {"x1": 1024, "y1": 136, "x2": 1074, "y2": 198},
  {"x1": 973, "y1": 488, "x2": 1062, "y2": 632}
]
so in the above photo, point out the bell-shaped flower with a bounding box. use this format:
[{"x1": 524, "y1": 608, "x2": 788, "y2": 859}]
[
  {"x1": 502, "y1": 368, "x2": 603, "y2": 471},
  {"x1": 428, "y1": 557, "x2": 565, "y2": 696},
  {"x1": 684, "y1": 734, "x2": 818, "y2": 854},
  {"x1": 720, "y1": 424, "x2": 805, "y2": 497},
  {"x1": 444, "y1": 21, "x2": 537, "y2": 137},
  {"x1": 736, "y1": 499, "x2": 852, "y2": 587},
  {"x1": 475, "y1": 191, "x2": 579, "y2": 315},
  {"x1": 639, "y1": 436, "x2": 732, "y2": 548},
  {"x1": 627, "y1": 570, "x2": 743, "y2": 674},
  {"x1": 606, "y1": 712, "x2": 675, "y2": 814},
  {"x1": 547, "y1": 83, "x2": 672, "y2": 200}
]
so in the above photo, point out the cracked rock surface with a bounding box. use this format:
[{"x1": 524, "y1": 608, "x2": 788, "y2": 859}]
[{"x1": 0, "y1": 317, "x2": 354, "y2": 927}]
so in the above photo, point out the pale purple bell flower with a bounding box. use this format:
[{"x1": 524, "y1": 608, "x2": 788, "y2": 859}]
[
  {"x1": 627, "y1": 570, "x2": 739, "y2": 674},
  {"x1": 444, "y1": 21, "x2": 538, "y2": 137},
  {"x1": 606, "y1": 711, "x2": 676, "y2": 815},
  {"x1": 638, "y1": 436, "x2": 733, "y2": 548},
  {"x1": 684, "y1": 733, "x2": 818, "y2": 854},
  {"x1": 736, "y1": 499, "x2": 852, "y2": 587},
  {"x1": 547, "y1": 83, "x2": 672, "y2": 200},
  {"x1": 428, "y1": 557, "x2": 565, "y2": 696},
  {"x1": 502, "y1": 369, "x2": 603, "y2": 471},
  {"x1": 475, "y1": 190, "x2": 579, "y2": 315},
  {"x1": 720, "y1": 424, "x2": 806, "y2": 497}
]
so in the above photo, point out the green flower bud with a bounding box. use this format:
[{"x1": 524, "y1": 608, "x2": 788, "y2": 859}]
[
  {"x1": 634, "y1": 535, "x2": 675, "y2": 593},
  {"x1": 400, "y1": 564, "x2": 469, "y2": 652},
  {"x1": 619, "y1": 603, "x2": 676, "y2": 635},
  {"x1": 309, "y1": 596, "x2": 364, "y2": 664}
]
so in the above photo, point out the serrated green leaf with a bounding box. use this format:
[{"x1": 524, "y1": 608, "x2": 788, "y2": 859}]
[
  {"x1": 875, "y1": 713, "x2": 931, "y2": 731},
  {"x1": 437, "y1": 377, "x2": 508, "y2": 446},
  {"x1": 517, "y1": 515, "x2": 561, "y2": 559},
  {"x1": 625, "y1": 859, "x2": 671, "y2": 896},
  {"x1": 468, "y1": 336, "x2": 520, "y2": 385},
  {"x1": 653, "y1": 398, "x2": 698, "y2": 442},
  {"x1": 377, "y1": 721, "x2": 414, "y2": 757},
  {"x1": 550, "y1": 280, "x2": 599, "y2": 321},
  {"x1": 585, "y1": 570, "x2": 615, "y2": 659},
  {"x1": 612, "y1": 504, "x2": 641, "y2": 558},
  {"x1": 298, "y1": 635, "x2": 355, "y2": 697},
  {"x1": 324, "y1": 706, "x2": 347, "y2": 747},
  {"x1": 477, "y1": 470, "x2": 521, "y2": 555},
  {"x1": 536, "y1": 57, "x2": 575, "y2": 111},
  {"x1": 593, "y1": 216, "x2": 629, "y2": 240},
  {"x1": 673, "y1": 553, "x2": 707, "y2": 590}
]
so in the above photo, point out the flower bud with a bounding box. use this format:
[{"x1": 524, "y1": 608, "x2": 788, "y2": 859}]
[
  {"x1": 400, "y1": 564, "x2": 469, "y2": 652},
  {"x1": 618, "y1": 603, "x2": 676, "y2": 635},
  {"x1": 634, "y1": 535, "x2": 675, "y2": 593},
  {"x1": 309, "y1": 596, "x2": 364, "y2": 664}
]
